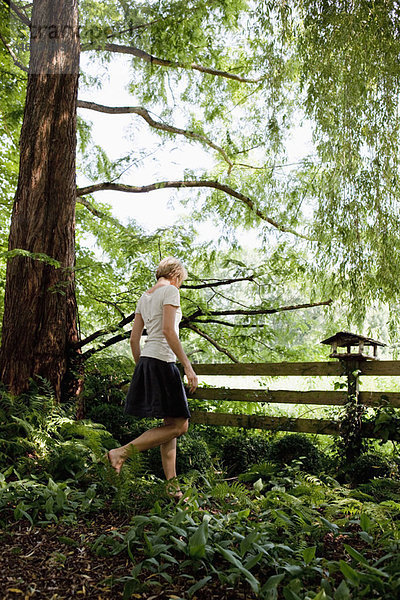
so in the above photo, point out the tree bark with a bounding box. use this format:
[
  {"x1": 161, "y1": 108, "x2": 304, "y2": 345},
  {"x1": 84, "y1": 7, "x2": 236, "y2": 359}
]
[{"x1": 0, "y1": 0, "x2": 80, "y2": 399}]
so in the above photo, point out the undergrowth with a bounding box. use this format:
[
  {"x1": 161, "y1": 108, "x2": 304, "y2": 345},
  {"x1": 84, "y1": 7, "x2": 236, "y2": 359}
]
[{"x1": 2, "y1": 384, "x2": 400, "y2": 599}]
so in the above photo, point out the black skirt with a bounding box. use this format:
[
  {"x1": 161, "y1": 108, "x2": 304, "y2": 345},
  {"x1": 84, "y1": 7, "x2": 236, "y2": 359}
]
[{"x1": 124, "y1": 356, "x2": 191, "y2": 419}]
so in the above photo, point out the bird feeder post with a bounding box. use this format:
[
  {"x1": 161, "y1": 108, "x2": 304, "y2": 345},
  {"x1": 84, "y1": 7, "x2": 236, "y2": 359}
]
[
  {"x1": 321, "y1": 331, "x2": 386, "y2": 461},
  {"x1": 344, "y1": 357, "x2": 360, "y2": 404}
]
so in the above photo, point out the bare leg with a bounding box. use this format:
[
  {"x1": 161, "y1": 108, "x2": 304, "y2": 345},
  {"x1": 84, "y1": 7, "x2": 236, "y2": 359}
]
[
  {"x1": 108, "y1": 417, "x2": 188, "y2": 474},
  {"x1": 160, "y1": 437, "x2": 177, "y2": 480}
]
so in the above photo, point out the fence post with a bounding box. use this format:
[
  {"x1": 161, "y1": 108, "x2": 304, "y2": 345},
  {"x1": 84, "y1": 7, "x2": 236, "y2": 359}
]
[
  {"x1": 321, "y1": 331, "x2": 385, "y2": 461},
  {"x1": 339, "y1": 356, "x2": 366, "y2": 462}
]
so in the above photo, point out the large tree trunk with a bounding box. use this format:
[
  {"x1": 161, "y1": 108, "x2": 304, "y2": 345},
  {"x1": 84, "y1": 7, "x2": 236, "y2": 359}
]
[{"x1": 0, "y1": 0, "x2": 81, "y2": 399}]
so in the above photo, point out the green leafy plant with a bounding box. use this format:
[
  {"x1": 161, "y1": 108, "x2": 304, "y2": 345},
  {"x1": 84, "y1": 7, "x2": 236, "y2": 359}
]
[
  {"x1": 371, "y1": 401, "x2": 400, "y2": 443},
  {"x1": 146, "y1": 433, "x2": 213, "y2": 478},
  {"x1": 267, "y1": 433, "x2": 323, "y2": 474},
  {"x1": 221, "y1": 432, "x2": 271, "y2": 476},
  {"x1": 347, "y1": 453, "x2": 397, "y2": 485}
]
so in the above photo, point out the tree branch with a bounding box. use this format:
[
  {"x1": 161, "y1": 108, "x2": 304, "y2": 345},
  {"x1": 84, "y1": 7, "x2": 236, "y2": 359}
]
[
  {"x1": 184, "y1": 323, "x2": 239, "y2": 363},
  {"x1": 76, "y1": 196, "x2": 129, "y2": 230},
  {"x1": 74, "y1": 312, "x2": 135, "y2": 350},
  {"x1": 0, "y1": 31, "x2": 28, "y2": 72},
  {"x1": 91, "y1": 296, "x2": 126, "y2": 319},
  {"x1": 76, "y1": 180, "x2": 310, "y2": 240},
  {"x1": 182, "y1": 276, "x2": 255, "y2": 289},
  {"x1": 191, "y1": 318, "x2": 263, "y2": 328},
  {"x1": 77, "y1": 298, "x2": 331, "y2": 359},
  {"x1": 81, "y1": 330, "x2": 131, "y2": 359},
  {"x1": 77, "y1": 99, "x2": 233, "y2": 170},
  {"x1": 186, "y1": 299, "x2": 333, "y2": 321},
  {"x1": 76, "y1": 196, "x2": 105, "y2": 219},
  {"x1": 2, "y1": 0, "x2": 31, "y2": 26},
  {"x1": 81, "y1": 42, "x2": 264, "y2": 84}
]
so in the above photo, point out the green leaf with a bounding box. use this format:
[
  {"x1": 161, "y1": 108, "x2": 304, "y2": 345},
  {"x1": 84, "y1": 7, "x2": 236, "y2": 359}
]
[
  {"x1": 360, "y1": 513, "x2": 373, "y2": 533},
  {"x1": 262, "y1": 573, "x2": 285, "y2": 590},
  {"x1": 319, "y1": 516, "x2": 339, "y2": 531},
  {"x1": 187, "y1": 576, "x2": 212, "y2": 597},
  {"x1": 244, "y1": 552, "x2": 263, "y2": 571},
  {"x1": 253, "y1": 478, "x2": 264, "y2": 493},
  {"x1": 282, "y1": 565, "x2": 303, "y2": 576},
  {"x1": 216, "y1": 545, "x2": 242, "y2": 569},
  {"x1": 313, "y1": 590, "x2": 328, "y2": 600},
  {"x1": 339, "y1": 560, "x2": 360, "y2": 585},
  {"x1": 188, "y1": 519, "x2": 209, "y2": 559},
  {"x1": 358, "y1": 531, "x2": 373, "y2": 544},
  {"x1": 343, "y1": 544, "x2": 369, "y2": 566},
  {"x1": 334, "y1": 580, "x2": 351, "y2": 600},
  {"x1": 240, "y1": 530, "x2": 259, "y2": 556},
  {"x1": 344, "y1": 544, "x2": 389, "y2": 578},
  {"x1": 216, "y1": 545, "x2": 260, "y2": 593},
  {"x1": 303, "y1": 545, "x2": 317, "y2": 564},
  {"x1": 123, "y1": 578, "x2": 142, "y2": 600},
  {"x1": 283, "y1": 588, "x2": 302, "y2": 600}
]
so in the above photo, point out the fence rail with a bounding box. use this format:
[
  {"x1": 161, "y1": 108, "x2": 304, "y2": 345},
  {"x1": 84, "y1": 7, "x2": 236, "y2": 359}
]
[
  {"x1": 186, "y1": 360, "x2": 400, "y2": 438},
  {"x1": 192, "y1": 361, "x2": 400, "y2": 377}
]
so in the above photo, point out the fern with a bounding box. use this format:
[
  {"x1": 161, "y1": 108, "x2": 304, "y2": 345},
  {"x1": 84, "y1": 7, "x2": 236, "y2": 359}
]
[
  {"x1": 208, "y1": 480, "x2": 251, "y2": 509},
  {"x1": 324, "y1": 497, "x2": 364, "y2": 520},
  {"x1": 0, "y1": 384, "x2": 115, "y2": 478}
]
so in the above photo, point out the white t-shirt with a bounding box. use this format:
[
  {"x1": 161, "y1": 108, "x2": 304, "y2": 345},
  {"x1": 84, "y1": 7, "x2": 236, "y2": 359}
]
[{"x1": 135, "y1": 285, "x2": 182, "y2": 363}]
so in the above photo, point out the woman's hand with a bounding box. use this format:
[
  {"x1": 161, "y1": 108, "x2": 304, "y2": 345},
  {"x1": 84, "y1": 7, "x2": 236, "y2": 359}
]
[{"x1": 184, "y1": 363, "x2": 198, "y2": 393}]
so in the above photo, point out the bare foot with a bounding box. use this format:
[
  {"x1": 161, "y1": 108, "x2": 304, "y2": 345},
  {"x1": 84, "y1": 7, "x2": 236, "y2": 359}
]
[
  {"x1": 106, "y1": 449, "x2": 125, "y2": 474},
  {"x1": 166, "y1": 479, "x2": 185, "y2": 501}
]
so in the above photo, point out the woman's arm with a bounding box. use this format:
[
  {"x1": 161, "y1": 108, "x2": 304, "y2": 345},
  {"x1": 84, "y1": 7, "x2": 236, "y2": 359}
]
[
  {"x1": 130, "y1": 313, "x2": 145, "y2": 364},
  {"x1": 162, "y1": 304, "x2": 198, "y2": 392}
]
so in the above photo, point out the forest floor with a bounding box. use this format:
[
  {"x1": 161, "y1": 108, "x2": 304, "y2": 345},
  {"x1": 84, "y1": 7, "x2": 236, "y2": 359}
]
[
  {"x1": 1, "y1": 508, "x2": 263, "y2": 600},
  {"x1": 1, "y1": 510, "x2": 130, "y2": 600},
  {"x1": 0, "y1": 506, "x2": 369, "y2": 600}
]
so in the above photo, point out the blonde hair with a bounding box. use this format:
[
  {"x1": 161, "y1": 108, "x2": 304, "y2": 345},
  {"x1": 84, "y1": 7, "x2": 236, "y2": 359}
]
[{"x1": 156, "y1": 257, "x2": 188, "y2": 284}]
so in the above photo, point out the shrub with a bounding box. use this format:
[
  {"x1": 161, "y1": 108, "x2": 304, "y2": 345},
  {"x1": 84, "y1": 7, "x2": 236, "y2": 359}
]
[
  {"x1": 83, "y1": 360, "x2": 135, "y2": 441},
  {"x1": 44, "y1": 420, "x2": 117, "y2": 479},
  {"x1": 238, "y1": 461, "x2": 279, "y2": 484},
  {"x1": 86, "y1": 402, "x2": 139, "y2": 442},
  {"x1": 347, "y1": 452, "x2": 396, "y2": 485},
  {"x1": 221, "y1": 433, "x2": 271, "y2": 476},
  {"x1": 46, "y1": 440, "x2": 92, "y2": 479},
  {"x1": 357, "y1": 477, "x2": 400, "y2": 502},
  {"x1": 176, "y1": 435, "x2": 212, "y2": 475},
  {"x1": 146, "y1": 434, "x2": 212, "y2": 478},
  {"x1": 267, "y1": 433, "x2": 322, "y2": 473}
]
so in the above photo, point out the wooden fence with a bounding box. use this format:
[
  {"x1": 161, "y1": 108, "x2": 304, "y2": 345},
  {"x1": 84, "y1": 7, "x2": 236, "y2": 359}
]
[{"x1": 186, "y1": 360, "x2": 400, "y2": 439}]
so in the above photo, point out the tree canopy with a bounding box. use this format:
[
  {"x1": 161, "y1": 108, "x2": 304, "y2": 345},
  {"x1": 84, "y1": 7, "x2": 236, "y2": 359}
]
[{"x1": 1, "y1": 0, "x2": 399, "y2": 379}]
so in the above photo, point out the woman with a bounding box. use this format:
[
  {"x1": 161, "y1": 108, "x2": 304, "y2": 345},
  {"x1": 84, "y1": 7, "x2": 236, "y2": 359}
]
[{"x1": 107, "y1": 257, "x2": 198, "y2": 498}]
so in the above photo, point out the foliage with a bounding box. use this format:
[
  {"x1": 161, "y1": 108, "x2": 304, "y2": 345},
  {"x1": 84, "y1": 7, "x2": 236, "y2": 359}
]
[
  {"x1": 2, "y1": 0, "x2": 400, "y2": 374},
  {"x1": 347, "y1": 453, "x2": 397, "y2": 486},
  {"x1": 0, "y1": 382, "x2": 116, "y2": 479},
  {"x1": 145, "y1": 433, "x2": 213, "y2": 478},
  {"x1": 0, "y1": 471, "x2": 105, "y2": 527},
  {"x1": 335, "y1": 384, "x2": 370, "y2": 465},
  {"x1": 84, "y1": 468, "x2": 400, "y2": 600},
  {"x1": 296, "y1": 0, "x2": 400, "y2": 316},
  {"x1": 221, "y1": 431, "x2": 271, "y2": 476},
  {"x1": 267, "y1": 433, "x2": 324, "y2": 474},
  {"x1": 370, "y1": 401, "x2": 400, "y2": 443},
  {"x1": 1, "y1": 380, "x2": 400, "y2": 598},
  {"x1": 357, "y1": 477, "x2": 400, "y2": 503}
]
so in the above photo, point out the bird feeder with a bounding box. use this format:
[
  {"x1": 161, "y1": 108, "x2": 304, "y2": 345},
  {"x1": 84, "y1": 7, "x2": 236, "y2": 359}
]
[{"x1": 321, "y1": 331, "x2": 385, "y2": 361}]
